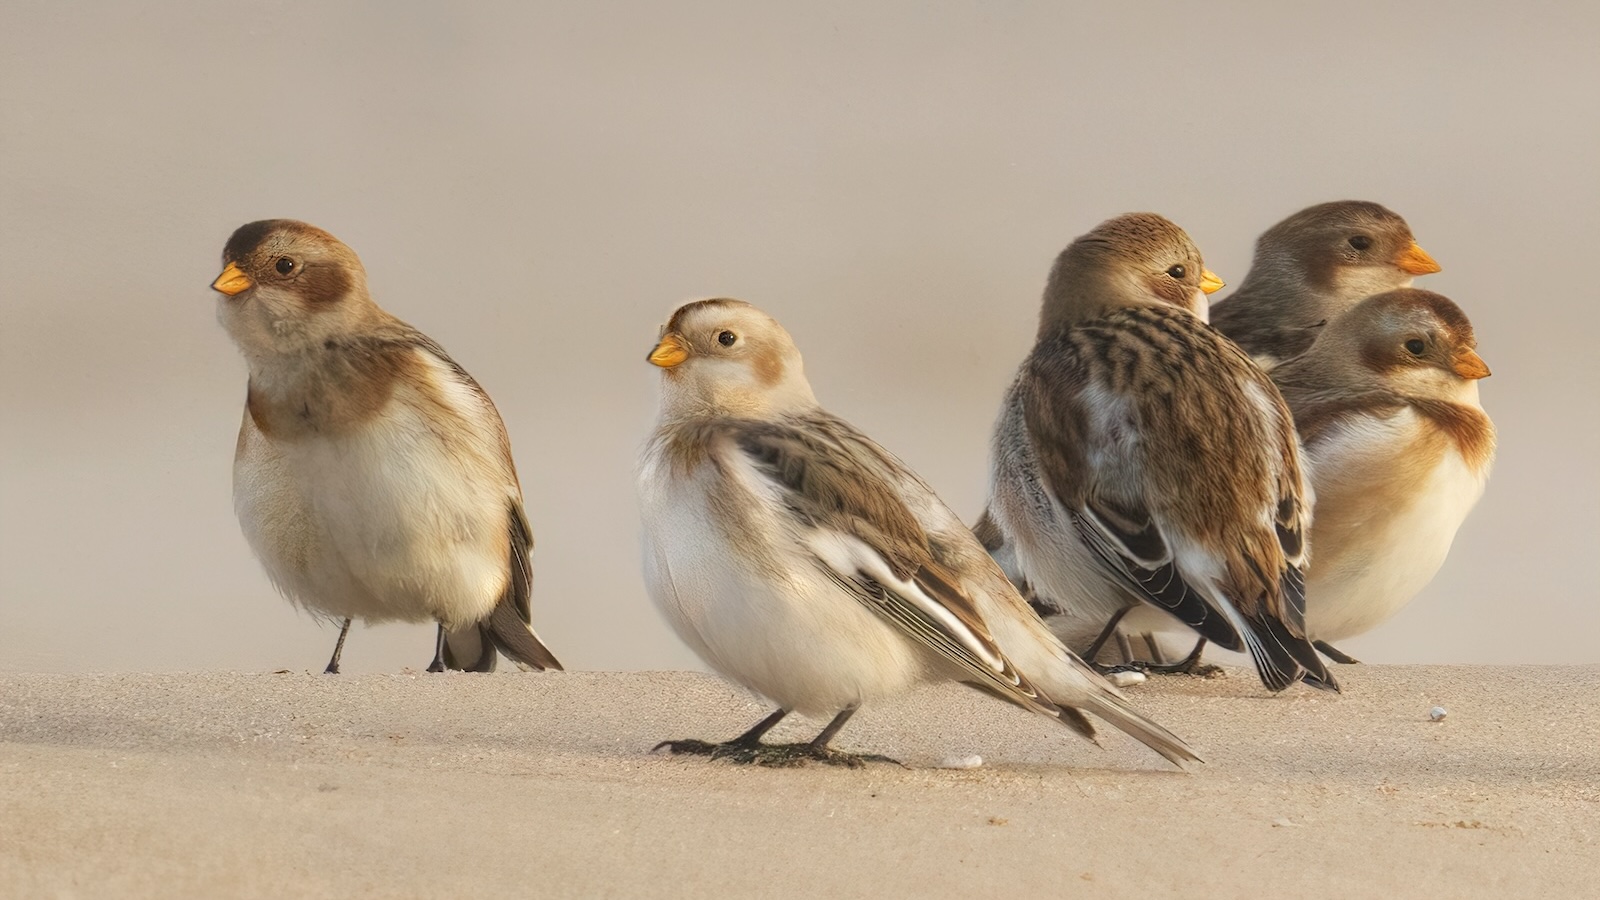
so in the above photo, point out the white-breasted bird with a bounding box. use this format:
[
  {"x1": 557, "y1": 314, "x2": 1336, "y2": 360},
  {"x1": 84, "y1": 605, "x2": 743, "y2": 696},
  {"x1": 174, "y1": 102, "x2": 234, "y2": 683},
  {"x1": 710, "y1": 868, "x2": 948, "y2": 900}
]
[
  {"x1": 212, "y1": 219, "x2": 562, "y2": 674},
  {"x1": 1271, "y1": 288, "x2": 1495, "y2": 662},
  {"x1": 637, "y1": 298, "x2": 1198, "y2": 768},
  {"x1": 979, "y1": 213, "x2": 1335, "y2": 692}
]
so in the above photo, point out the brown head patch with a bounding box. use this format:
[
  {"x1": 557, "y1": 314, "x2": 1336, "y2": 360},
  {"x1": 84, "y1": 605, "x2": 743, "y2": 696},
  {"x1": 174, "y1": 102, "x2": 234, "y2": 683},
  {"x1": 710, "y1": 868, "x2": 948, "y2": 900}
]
[{"x1": 219, "y1": 219, "x2": 363, "y2": 309}]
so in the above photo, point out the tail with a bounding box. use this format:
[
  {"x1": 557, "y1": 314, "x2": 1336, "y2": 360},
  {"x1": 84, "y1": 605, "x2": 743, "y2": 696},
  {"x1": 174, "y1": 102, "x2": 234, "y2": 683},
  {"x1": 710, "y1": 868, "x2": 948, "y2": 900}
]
[
  {"x1": 1077, "y1": 684, "x2": 1203, "y2": 769},
  {"x1": 443, "y1": 502, "x2": 564, "y2": 672},
  {"x1": 441, "y1": 601, "x2": 563, "y2": 672}
]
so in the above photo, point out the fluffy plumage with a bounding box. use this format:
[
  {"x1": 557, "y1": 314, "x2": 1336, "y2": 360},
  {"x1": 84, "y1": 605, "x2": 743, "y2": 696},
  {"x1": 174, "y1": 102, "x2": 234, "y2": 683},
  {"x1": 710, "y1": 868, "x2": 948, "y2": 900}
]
[
  {"x1": 982, "y1": 213, "x2": 1334, "y2": 692},
  {"x1": 1272, "y1": 289, "x2": 1495, "y2": 645},
  {"x1": 1210, "y1": 200, "x2": 1440, "y2": 366},
  {"x1": 638, "y1": 299, "x2": 1197, "y2": 767},
  {"x1": 213, "y1": 219, "x2": 561, "y2": 673}
]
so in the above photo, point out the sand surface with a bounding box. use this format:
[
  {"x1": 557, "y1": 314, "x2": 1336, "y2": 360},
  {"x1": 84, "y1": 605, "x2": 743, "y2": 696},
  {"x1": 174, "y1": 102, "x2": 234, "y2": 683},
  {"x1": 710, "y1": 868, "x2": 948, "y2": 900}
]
[{"x1": 1, "y1": 665, "x2": 1594, "y2": 898}]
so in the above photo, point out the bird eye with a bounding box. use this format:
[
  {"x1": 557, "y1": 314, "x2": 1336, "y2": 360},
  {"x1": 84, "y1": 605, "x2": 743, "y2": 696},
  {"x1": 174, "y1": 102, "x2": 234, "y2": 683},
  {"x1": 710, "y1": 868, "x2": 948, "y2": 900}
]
[
  {"x1": 717, "y1": 330, "x2": 737, "y2": 347},
  {"x1": 275, "y1": 257, "x2": 296, "y2": 275},
  {"x1": 1166, "y1": 265, "x2": 1186, "y2": 279},
  {"x1": 1404, "y1": 338, "x2": 1426, "y2": 355},
  {"x1": 1348, "y1": 236, "x2": 1372, "y2": 251}
]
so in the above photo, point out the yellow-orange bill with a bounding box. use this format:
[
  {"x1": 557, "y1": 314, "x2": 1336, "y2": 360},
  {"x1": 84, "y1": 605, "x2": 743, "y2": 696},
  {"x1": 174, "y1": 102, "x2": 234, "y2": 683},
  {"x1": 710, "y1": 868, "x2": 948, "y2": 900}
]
[
  {"x1": 1199, "y1": 269, "x2": 1225, "y2": 295},
  {"x1": 211, "y1": 262, "x2": 252, "y2": 296},
  {"x1": 1396, "y1": 241, "x2": 1442, "y2": 276},
  {"x1": 1452, "y1": 348, "x2": 1491, "y2": 379},
  {"x1": 648, "y1": 334, "x2": 689, "y2": 368}
]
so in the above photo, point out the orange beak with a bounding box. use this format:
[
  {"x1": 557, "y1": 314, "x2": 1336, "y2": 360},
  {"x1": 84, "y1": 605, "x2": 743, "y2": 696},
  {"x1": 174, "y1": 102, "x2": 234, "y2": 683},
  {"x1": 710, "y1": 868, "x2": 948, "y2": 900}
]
[
  {"x1": 648, "y1": 333, "x2": 689, "y2": 368},
  {"x1": 1451, "y1": 348, "x2": 1491, "y2": 379},
  {"x1": 211, "y1": 262, "x2": 252, "y2": 296},
  {"x1": 1396, "y1": 241, "x2": 1441, "y2": 276},
  {"x1": 1199, "y1": 269, "x2": 1225, "y2": 295}
]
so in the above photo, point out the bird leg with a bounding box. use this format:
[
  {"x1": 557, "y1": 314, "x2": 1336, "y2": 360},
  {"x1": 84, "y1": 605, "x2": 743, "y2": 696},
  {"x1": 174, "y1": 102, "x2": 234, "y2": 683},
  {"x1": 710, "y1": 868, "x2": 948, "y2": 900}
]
[
  {"x1": 654, "y1": 708, "x2": 789, "y2": 759},
  {"x1": 323, "y1": 618, "x2": 352, "y2": 674},
  {"x1": 1141, "y1": 632, "x2": 1168, "y2": 665},
  {"x1": 1314, "y1": 640, "x2": 1362, "y2": 665},
  {"x1": 425, "y1": 625, "x2": 447, "y2": 673},
  {"x1": 1083, "y1": 606, "x2": 1135, "y2": 664}
]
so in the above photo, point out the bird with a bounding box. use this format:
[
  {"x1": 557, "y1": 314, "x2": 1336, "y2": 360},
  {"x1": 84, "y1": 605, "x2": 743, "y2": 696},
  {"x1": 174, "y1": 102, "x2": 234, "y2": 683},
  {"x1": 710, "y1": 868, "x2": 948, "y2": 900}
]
[
  {"x1": 637, "y1": 298, "x2": 1199, "y2": 768},
  {"x1": 1270, "y1": 288, "x2": 1495, "y2": 662},
  {"x1": 1209, "y1": 200, "x2": 1441, "y2": 367},
  {"x1": 210, "y1": 218, "x2": 562, "y2": 675},
  {"x1": 980, "y1": 212, "x2": 1336, "y2": 692}
]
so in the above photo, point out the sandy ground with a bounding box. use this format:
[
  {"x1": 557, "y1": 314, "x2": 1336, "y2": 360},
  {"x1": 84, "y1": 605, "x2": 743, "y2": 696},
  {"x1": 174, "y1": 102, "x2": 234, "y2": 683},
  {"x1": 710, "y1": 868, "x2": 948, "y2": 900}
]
[{"x1": 1, "y1": 665, "x2": 1594, "y2": 899}]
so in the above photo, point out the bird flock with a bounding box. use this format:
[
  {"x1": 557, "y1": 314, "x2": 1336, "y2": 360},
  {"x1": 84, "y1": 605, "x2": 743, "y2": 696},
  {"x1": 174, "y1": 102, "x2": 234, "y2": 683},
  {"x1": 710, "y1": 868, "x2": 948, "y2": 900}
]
[{"x1": 210, "y1": 202, "x2": 1494, "y2": 769}]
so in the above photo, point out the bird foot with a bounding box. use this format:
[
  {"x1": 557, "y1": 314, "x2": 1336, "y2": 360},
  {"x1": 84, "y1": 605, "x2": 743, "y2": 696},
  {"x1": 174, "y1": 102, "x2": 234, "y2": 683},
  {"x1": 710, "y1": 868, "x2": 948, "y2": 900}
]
[
  {"x1": 652, "y1": 739, "x2": 900, "y2": 768},
  {"x1": 1143, "y1": 659, "x2": 1227, "y2": 678},
  {"x1": 1098, "y1": 659, "x2": 1225, "y2": 679}
]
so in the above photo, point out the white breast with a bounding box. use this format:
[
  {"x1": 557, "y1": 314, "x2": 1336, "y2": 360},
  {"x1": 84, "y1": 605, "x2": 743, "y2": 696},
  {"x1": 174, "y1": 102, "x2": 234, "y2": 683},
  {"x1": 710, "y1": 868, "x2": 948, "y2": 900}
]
[
  {"x1": 1303, "y1": 409, "x2": 1490, "y2": 642},
  {"x1": 636, "y1": 440, "x2": 931, "y2": 716}
]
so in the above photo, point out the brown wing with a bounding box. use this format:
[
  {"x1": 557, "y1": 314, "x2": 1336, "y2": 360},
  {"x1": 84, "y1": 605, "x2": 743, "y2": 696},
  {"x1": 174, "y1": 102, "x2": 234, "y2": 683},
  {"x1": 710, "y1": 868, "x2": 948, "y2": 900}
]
[{"x1": 727, "y1": 415, "x2": 1058, "y2": 716}]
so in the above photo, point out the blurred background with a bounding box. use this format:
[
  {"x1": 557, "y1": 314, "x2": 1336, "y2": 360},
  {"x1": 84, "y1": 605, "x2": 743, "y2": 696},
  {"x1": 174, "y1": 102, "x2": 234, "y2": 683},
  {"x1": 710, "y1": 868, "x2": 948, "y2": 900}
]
[{"x1": 2, "y1": 1, "x2": 1595, "y2": 673}]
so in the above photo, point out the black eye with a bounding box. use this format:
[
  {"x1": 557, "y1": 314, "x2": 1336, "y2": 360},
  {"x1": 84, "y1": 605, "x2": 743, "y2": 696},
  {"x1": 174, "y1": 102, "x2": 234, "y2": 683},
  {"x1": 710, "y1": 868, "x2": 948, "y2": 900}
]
[
  {"x1": 717, "y1": 330, "x2": 737, "y2": 347},
  {"x1": 1166, "y1": 265, "x2": 1185, "y2": 279},
  {"x1": 275, "y1": 257, "x2": 296, "y2": 275},
  {"x1": 1404, "y1": 338, "x2": 1426, "y2": 356},
  {"x1": 1348, "y1": 236, "x2": 1372, "y2": 251}
]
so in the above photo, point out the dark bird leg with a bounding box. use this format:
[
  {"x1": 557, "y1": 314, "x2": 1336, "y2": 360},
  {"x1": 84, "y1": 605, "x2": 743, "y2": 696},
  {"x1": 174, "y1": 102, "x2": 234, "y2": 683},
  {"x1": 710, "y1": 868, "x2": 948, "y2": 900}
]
[
  {"x1": 1141, "y1": 633, "x2": 1168, "y2": 665},
  {"x1": 1083, "y1": 606, "x2": 1134, "y2": 664},
  {"x1": 425, "y1": 626, "x2": 447, "y2": 673},
  {"x1": 1314, "y1": 640, "x2": 1362, "y2": 665},
  {"x1": 323, "y1": 618, "x2": 352, "y2": 674}
]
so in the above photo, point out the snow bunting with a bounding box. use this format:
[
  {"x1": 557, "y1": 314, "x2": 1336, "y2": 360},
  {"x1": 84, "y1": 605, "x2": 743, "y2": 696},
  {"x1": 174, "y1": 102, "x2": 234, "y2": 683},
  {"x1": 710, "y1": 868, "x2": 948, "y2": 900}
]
[
  {"x1": 1271, "y1": 288, "x2": 1495, "y2": 662},
  {"x1": 637, "y1": 298, "x2": 1198, "y2": 768},
  {"x1": 981, "y1": 213, "x2": 1335, "y2": 692},
  {"x1": 212, "y1": 219, "x2": 562, "y2": 674},
  {"x1": 1210, "y1": 200, "x2": 1440, "y2": 367}
]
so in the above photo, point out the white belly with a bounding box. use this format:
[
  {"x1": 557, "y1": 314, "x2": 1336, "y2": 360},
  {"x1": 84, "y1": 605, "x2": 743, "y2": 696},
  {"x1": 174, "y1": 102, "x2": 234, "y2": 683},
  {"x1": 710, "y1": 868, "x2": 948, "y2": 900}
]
[
  {"x1": 235, "y1": 404, "x2": 509, "y2": 629},
  {"x1": 637, "y1": 451, "x2": 932, "y2": 717},
  {"x1": 1305, "y1": 445, "x2": 1487, "y2": 642}
]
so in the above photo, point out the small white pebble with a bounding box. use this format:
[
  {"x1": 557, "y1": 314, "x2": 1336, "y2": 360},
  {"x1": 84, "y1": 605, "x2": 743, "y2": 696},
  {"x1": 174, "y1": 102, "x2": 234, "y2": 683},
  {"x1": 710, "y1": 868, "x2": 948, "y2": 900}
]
[
  {"x1": 1429, "y1": 706, "x2": 1448, "y2": 722},
  {"x1": 1105, "y1": 669, "x2": 1147, "y2": 688},
  {"x1": 938, "y1": 754, "x2": 984, "y2": 769}
]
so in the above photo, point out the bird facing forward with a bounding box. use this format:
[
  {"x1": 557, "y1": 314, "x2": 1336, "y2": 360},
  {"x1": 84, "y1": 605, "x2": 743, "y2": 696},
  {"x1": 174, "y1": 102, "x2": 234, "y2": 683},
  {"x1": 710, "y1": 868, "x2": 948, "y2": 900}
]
[
  {"x1": 1209, "y1": 200, "x2": 1441, "y2": 367},
  {"x1": 212, "y1": 219, "x2": 562, "y2": 674},
  {"x1": 1271, "y1": 289, "x2": 1495, "y2": 660},
  {"x1": 637, "y1": 298, "x2": 1198, "y2": 768},
  {"x1": 980, "y1": 213, "x2": 1335, "y2": 692}
]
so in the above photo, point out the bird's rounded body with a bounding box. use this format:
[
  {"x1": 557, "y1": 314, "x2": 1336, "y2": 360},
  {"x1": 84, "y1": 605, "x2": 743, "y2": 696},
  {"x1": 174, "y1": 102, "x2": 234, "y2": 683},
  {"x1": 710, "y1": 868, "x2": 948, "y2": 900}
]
[
  {"x1": 234, "y1": 344, "x2": 516, "y2": 631},
  {"x1": 1300, "y1": 391, "x2": 1490, "y2": 642},
  {"x1": 639, "y1": 424, "x2": 937, "y2": 716}
]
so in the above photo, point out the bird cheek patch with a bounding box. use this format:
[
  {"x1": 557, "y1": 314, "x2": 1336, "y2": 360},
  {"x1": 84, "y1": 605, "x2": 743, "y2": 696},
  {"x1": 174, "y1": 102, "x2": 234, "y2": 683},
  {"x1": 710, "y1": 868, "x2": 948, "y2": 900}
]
[{"x1": 297, "y1": 264, "x2": 353, "y2": 308}]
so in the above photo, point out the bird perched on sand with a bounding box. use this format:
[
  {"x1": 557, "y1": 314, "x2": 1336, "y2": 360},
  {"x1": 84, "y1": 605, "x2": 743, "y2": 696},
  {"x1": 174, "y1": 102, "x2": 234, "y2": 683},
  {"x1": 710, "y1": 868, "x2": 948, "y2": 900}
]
[
  {"x1": 980, "y1": 213, "x2": 1335, "y2": 692},
  {"x1": 1209, "y1": 200, "x2": 1441, "y2": 367},
  {"x1": 211, "y1": 219, "x2": 562, "y2": 675},
  {"x1": 1271, "y1": 289, "x2": 1495, "y2": 662},
  {"x1": 637, "y1": 298, "x2": 1198, "y2": 768}
]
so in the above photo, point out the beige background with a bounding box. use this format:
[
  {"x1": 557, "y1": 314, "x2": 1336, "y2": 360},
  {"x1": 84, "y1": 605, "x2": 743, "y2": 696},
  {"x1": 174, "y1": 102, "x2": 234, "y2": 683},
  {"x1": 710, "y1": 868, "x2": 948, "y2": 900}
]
[{"x1": 2, "y1": 1, "x2": 1594, "y2": 673}]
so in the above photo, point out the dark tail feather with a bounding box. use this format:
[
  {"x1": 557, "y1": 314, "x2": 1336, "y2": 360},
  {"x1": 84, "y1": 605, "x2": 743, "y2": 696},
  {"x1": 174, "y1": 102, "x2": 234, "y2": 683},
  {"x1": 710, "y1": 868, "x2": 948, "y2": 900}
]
[
  {"x1": 1240, "y1": 615, "x2": 1339, "y2": 693},
  {"x1": 485, "y1": 598, "x2": 563, "y2": 671}
]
